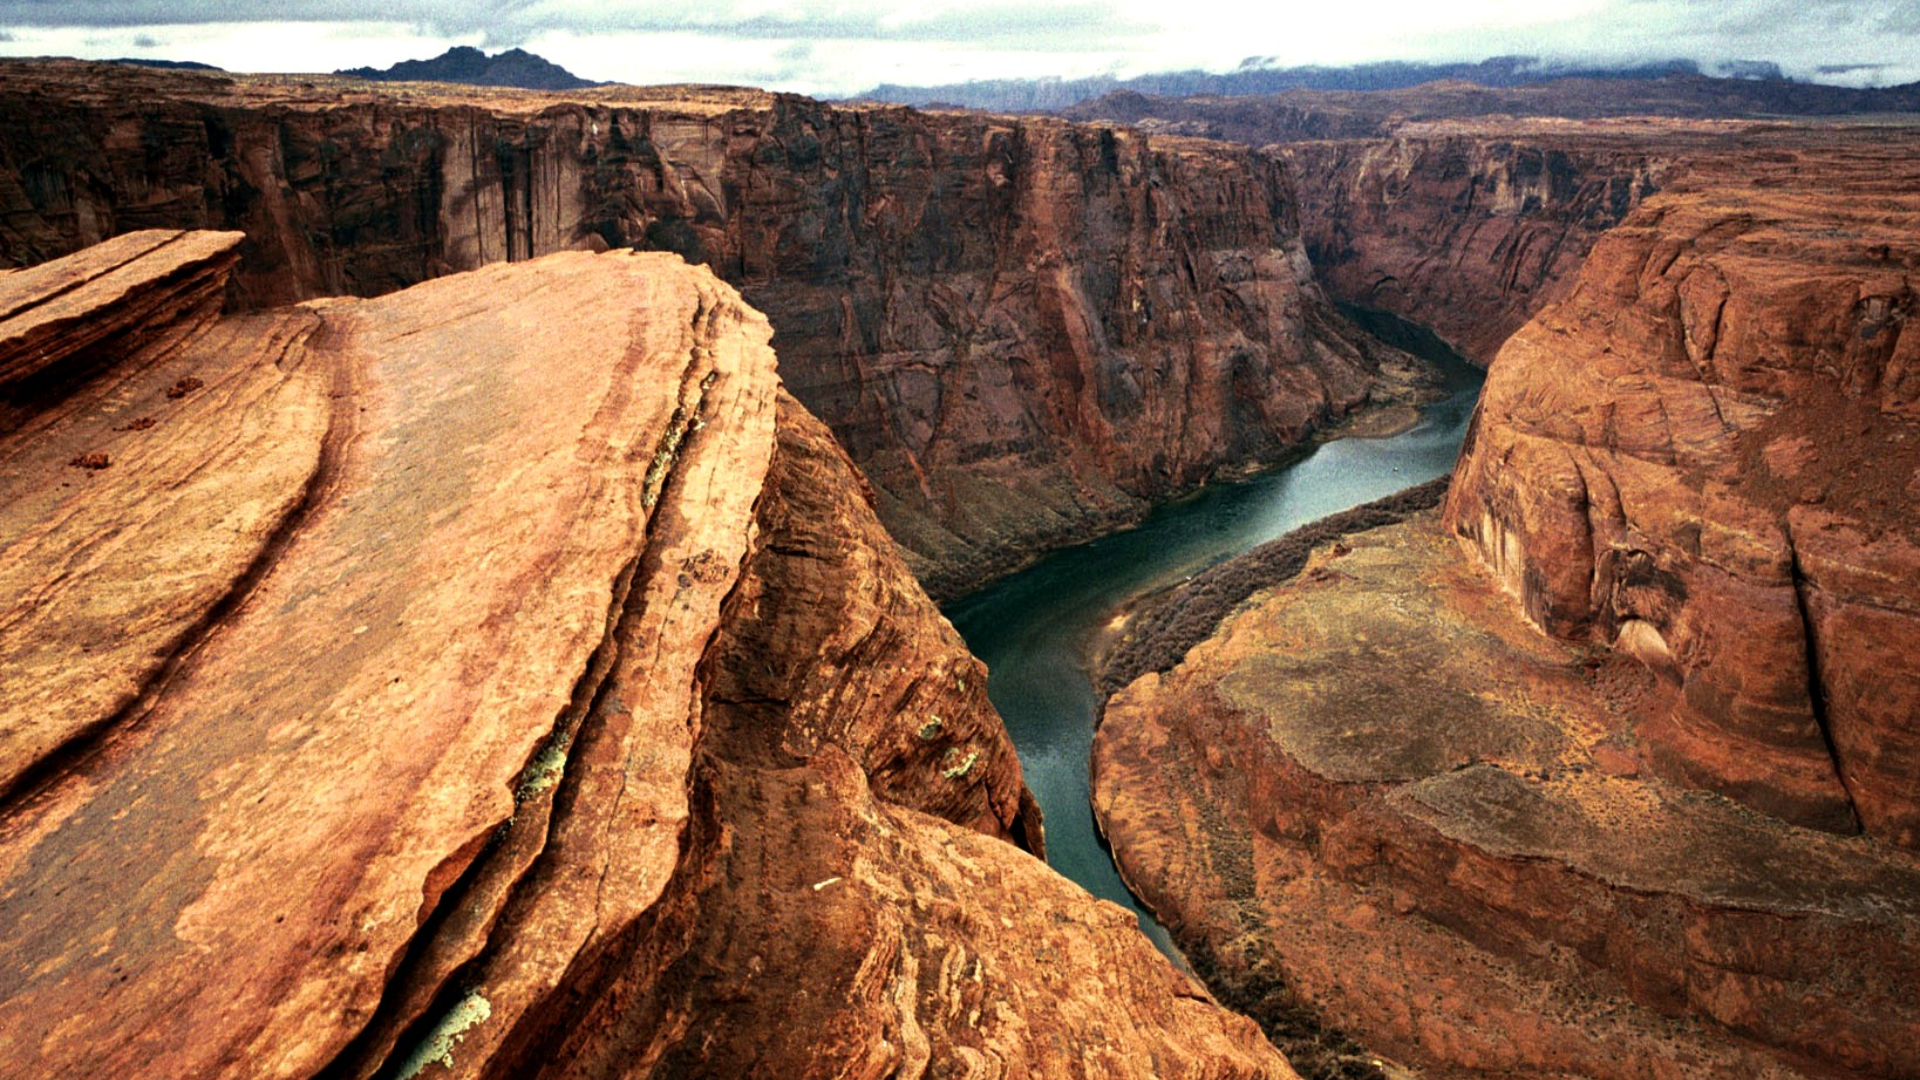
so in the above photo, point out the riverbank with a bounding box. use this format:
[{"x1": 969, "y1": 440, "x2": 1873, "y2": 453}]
[{"x1": 945, "y1": 349, "x2": 1484, "y2": 972}]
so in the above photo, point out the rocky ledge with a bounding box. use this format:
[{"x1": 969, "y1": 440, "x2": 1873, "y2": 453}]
[
  {"x1": 1445, "y1": 130, "x2": 1920, "y2": 845},
  {"x1": 0, "y1": 232, "x2": 1291, "y2": 1078}
]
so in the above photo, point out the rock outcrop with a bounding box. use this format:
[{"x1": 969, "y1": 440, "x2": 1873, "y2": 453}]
[
  {"x1": 1090, "y1": 121, "x2": 1920, "y2": 1080},
  {"x1": 0, "y1": 59, "x2": 1406, "y2": 595},
  {"x1": 1445, "y1": 131, "x2": 1920, "y2": 845},
  {"x1": 0, "y1": 232, "x2": 1293, "y2": 1079},
  {"x1": 1094, "y1": 510, "x2": 1920, "y2": 1080}
]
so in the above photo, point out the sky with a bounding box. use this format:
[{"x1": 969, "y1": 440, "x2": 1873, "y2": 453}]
[{"x1": 2, "y1": 0, "x2": 1918, "y2": 97}]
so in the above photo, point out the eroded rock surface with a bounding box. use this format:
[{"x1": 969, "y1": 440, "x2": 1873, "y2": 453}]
[
  {"x1": 0, "y1": 59, "x2": 1409, "y2": 595},
  {"x1": 1281, "y1": 125, "x2": 1669, "y2": 363},
  {"x1": 0, "y1": 234, "x2": 1291, "y2": 1079},
  {"x1": 1445, "y1": 132, "x2": 1920, "y2": 844},
  {"x1": 1095, "y1": 512, "x2": 1920, "y2": 1080},
  {"x1": 1092, "y1": 121, "x2": 1920, "y2": 1080}
]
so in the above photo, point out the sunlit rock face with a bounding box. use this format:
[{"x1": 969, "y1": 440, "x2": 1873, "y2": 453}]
[
  {"x1": 1446, "y1": 128, "x2": 1920, "y2": 845},
  {"x1": 1092, "y1": 119, "x2": 1920, "y2": 1080}
]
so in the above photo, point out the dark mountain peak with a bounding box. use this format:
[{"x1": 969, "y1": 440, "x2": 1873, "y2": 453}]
[{"x1": 336, "y1": 46, "x2": 602, "y2": 91}]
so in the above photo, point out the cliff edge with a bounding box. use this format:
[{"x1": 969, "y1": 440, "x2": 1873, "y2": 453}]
[
  {"x1": 1091, "y1": 123, "x2": 1920, "y2": 1080},
  {"x1": 0, "y1": 232, "x2": 1293, "y2": 1079}
]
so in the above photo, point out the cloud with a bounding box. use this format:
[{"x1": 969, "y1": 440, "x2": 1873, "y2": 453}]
[
  {"x1": 4, "y1": 0, "x2": 1920, "y2": 96},
  {"x1": 3, "y1": 0, "x2": 1149, "y2": 48}
]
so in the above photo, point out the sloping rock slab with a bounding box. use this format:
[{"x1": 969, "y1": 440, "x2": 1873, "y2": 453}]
[{"x1": 0, "y1": 235, "x2": 1293, "y2": 1080}]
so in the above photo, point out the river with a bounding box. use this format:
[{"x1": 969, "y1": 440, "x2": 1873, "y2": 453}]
[{"x1": 945, "y1": 345, "x2": 1483, "y2": 959}]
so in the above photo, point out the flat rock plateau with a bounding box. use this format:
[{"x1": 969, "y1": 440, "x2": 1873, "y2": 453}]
[
  {"x1": 1095, "y1": 120, "x2": 1920, "y2": 1079},
  {"x1": 0, "y1": 231, "x2": 1292, "y2": 1078}
]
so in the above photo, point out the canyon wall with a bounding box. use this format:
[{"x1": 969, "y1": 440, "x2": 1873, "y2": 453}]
[
  {"x1": 0, "y1": 233, "x2": 1294, "y2": 1078},
  {"x1": 1091, "y1": 121, "x2": 1920, "y2": 1080},
  {"x1": 1280, "y1": 125, "x2": 1669, "y2": 362},
  {"x1": 1061, "y1": 98, "x2": 1685, "y2": 365},
  {"x1": 1094, "y1": 510, "x2": 1920, "y2": 1080},
  {"x1": 0, "y1": 60, "x2": 1403, "y2": 595}
]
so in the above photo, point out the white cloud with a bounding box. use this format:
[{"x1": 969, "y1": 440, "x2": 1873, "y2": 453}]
[{"x1": 0, "y1": 0, "x2": 1917, "y2": 94}]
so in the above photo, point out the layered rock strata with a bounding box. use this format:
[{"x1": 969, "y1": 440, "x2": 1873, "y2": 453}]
[
  {"x1": 1280, "y1": 125, "x2": 1669, "y2": 362},
  {"x1": 0, "y1": 59, "x2": 1404, "y2": 594},
  {"x1": 1094, "y1": 511, "x2": 1920, "y2": 1080},
  {"x1": 0, "y1": 233, "x2": 1292, "y2": 1079},
  {"x1": 1445, "y1": 140, "x2": 1920, "y2": 845}
]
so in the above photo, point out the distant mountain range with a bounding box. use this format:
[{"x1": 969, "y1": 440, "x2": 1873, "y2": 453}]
[
  {"x1": 857, "y1": 56, "x2": 1824, "y2": 111},
  {"x1": 111, "y1": 58, "x2": 224, "y2": 72},
  {"x1": 337, "y1": 46, "x2": 601, "y2": 91},
  {"x1": 1063, "y1": 72, "x2": 1920, "y2": 144}
]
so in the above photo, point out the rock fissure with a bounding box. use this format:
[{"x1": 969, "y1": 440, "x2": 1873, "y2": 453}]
[
  {"x1": 1783, "y1": 531, "x2": 1863, "y2": 835},
  {"x1": 0, "y1": 275, "x2": 336, "y2": 809}
]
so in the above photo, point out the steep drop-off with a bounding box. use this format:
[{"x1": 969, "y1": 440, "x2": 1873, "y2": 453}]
[
  {"x1": 1091, "y1": 123, "x2": 1920, "y2": 1080},
  {"x1": 0, "y1": 233, "x2": 1293, "y2": 1079},
  {"x1": 1095, "y1": 510, "x2": 1920, "y2": 1080},
  {"x1": 1066, "y1": 99, "x2": 1882, "y2": 372},
  {"x1": 1280, "y1": 123, "x2": 1670, "y2": 363},
  {"x1": 0, "y1": 59, "x2": 1409, "y2": 595}
]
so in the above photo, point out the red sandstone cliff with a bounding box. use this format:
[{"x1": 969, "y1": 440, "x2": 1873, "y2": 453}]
[
  {"x1": 0, "y1": 60, "x2": 1405, "y2": 595},
  {"x1": 1089, "y1": 121, "x2": 1920, "y2": 1080},
  {"x1": 0, "y1": 232, "x2": 1293, "y2": 1079},
  {"x1": 1094, "y1": 511, "x2": 1920, "y2": 1080},
  {"x1": 1445, "y1": 131, "x2": 1920, "y2": 847},
  {"x1": 1280, "y1": 124, "x2": 1668, "y2": 362}
]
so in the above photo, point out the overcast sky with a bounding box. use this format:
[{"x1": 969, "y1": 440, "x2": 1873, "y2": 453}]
[{"x1": 2, "y1": 0, "x2": 1918, "y2": 96}]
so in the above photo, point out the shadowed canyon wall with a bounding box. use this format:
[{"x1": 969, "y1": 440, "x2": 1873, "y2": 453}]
[
  {"x1": 1280, "y1": 127, "x2": 1668, "y2": 363},
  {"x1": 0, "y1": 60, "x2": 1404, "y2": 595}
]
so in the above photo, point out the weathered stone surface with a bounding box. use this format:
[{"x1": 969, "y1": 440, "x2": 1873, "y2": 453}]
[
  {"x1": 0, "y1": 59, "x2": 1409, "y2": 595},
  {"x1": 1444, "y1": 132, "x2": 1920, "y2": 844},
  {"x1": 0, "y1": 235, "x2": 1288, "y2": 1080},
  {"x1": 1095, "y1": 512, "x2": 1920, "y2": 1080},
  {"x1": 0, "y1": 241, "x2": 776, "y2": 1080},
  {"x1": 0, "y1": 229, "x2": 326, "y2": 802},
  {"x1": 1089, "y1": 120, "x2": 1920, "y2": 1080}
]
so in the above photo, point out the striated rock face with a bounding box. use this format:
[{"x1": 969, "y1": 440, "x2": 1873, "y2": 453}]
[
  {"x1": 1280, "y1": 124, "x2": 1669, "y2": 363},
  {"x1": 0, "y1": 233, "x2": 1292, "y2": 1079},
  {"x1": 1094, "y1": 510, "x2": 1920, "y2": 1080},
  {"x1": 0, "y1": 59, "x2": 1400, "y2": 595},
  {"x1": 1445, "y1": 133, "x2": 1920, "y2": 846}
]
